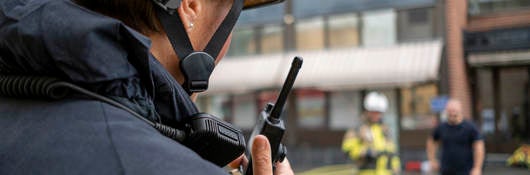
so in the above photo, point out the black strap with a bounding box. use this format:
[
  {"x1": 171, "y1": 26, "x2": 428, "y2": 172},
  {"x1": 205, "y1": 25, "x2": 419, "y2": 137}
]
[
  {"x1": 156, "y1": 7, "x2": 194, "y2": 60},
  {"x1": 155, "y1": 0, "x2": 244, "y2": 94},
  {"x1": 156, "y1": 0, "x2": 244, "y2": 61},
  {"x1": 204, "y1": 0, "x2": 244, "y2": 59}
]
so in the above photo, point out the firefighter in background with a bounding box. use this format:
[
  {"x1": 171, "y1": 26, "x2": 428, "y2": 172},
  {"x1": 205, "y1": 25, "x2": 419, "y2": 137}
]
[
  {"x1": 507, "y1": 144, "x2": 530, "y2": 169},
  {"x1": 342, "y1": 92, "x2": 401, "y2": 175}
]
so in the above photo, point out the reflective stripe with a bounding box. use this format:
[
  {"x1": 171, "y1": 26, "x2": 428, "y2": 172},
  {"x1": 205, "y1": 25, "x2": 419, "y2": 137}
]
[
  {"x1": 371, "y1": 125, "x2": 385, "y2": 151},
  {"x1": 343, "y1": 138, "x2": 368, "y2": 160},
  {"x1": 358, "y1": 169, "x2": 393, "y2": 175},
  {"x1": 342, "y1": 123, "x2": 401, "y2": 173}
]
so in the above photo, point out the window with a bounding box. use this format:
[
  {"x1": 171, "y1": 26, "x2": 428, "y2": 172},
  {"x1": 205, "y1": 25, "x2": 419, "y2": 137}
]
[
  {"x1": 330, "y1": 91, "x2": 361, "y2": 130},
  {"x1": 400, "y1": 84, "x2": 438, "y2": 130},
  {"x1": 233, "y1": 94, "x2": 257, "y2": 129},
  {"x1": 476, "y1": 69, "x2": 495, "y2": 134},
  {"x1": 296, "y1": 89, "x2": 325, "y2": 129},
  {"x1": 378, "y1": 90, "x2": 399, "y2": 143},
  {"x1": 209, "y1": 95, "x2": 231, "y2": 121},
  {"x1": 261, "y1": 25, "x2": 284, "y2": 54},
  {"x1": 328, "y1": 13, "x2": 360, "y2": 48},
  {"x1": 197, "y1": 95, "x2": 231, "y2": 120},
  {"x1": 475, "y1": 67, "x2": 530, "y2": 152},
  {"x1": 296, "y1": 17, "x2": 325, "y2": 51},
  {"x1": 257, "y1": 90, "x2": 279, "y2": 111},
  {"x1": 408, "y1": 8, "x2": 428, "y2": 24},
  {"x1": 499, "y1": 68, "x2": 528, "y2": 138},
  {"x1": 469, "y1": 0, "x2": 530, "y2": 15},
  {"x1": 362, "y1": 9, "x2": 397, "y2": 47},
  {"x1": 196, "y1": 96, "x2": 209, "y2": 114},
  {"x1": 398, "y1": 8, "x2": 434, "y2": 42},
  {"x1": 227, "y1": 27, "x2": 257, "y2": 57}
]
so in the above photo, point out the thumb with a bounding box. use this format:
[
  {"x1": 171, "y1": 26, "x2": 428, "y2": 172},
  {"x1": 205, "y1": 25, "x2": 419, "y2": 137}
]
[{"x1": 252, "y1": 135, "x2": 273, "y2": 175}]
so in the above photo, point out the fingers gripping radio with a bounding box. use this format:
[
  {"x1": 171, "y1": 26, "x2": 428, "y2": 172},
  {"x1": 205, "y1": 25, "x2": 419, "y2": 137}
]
[{"x1": 245, "y1": 57, "x2": 303, "y2": 175}]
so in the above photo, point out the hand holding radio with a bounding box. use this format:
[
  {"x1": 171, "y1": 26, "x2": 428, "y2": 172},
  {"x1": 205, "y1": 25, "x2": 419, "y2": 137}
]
[
  {"x1": 244, "y1": 57, "x2": 302, "y2": 175},
  {"x1": 226, "y1": 57, "x2": 302, "y2": 175},
  {"x1": 228, "y1": 135, "x2": 294, "y2": 175}
]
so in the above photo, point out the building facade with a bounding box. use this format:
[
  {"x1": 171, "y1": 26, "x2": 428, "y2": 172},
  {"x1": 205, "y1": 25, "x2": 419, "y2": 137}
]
[
  {"x1": 197, "y1": 0, "x2": 447, "y2": 170},
  {"x1": 461, "y1": 0, "x2": 530, "y2": 154}
]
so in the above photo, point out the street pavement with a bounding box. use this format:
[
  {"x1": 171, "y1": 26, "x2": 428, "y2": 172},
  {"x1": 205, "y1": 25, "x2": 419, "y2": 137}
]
[
  {"x1": 297, "y1": 164, "x2": 529, "y2": 175},
  {"x1": 404, "y1": 164, "x2": 528, "y2": 175}
]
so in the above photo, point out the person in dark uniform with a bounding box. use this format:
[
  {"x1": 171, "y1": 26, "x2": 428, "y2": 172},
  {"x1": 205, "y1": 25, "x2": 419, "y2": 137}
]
[
  {"x1": 0, "y1": 0, "x2": 292, "y2": 174},
  {"x1": 426, "y1": 100, "x2": 485, "y2": 175}
]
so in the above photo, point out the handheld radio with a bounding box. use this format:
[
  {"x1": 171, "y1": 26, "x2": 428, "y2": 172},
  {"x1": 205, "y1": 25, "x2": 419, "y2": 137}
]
[{"x1": 244, "y1": 57, "x2": 303, "y2": 175}]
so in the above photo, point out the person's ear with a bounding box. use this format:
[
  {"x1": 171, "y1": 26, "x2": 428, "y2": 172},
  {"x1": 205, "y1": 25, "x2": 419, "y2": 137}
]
[{"x1": 178, "y1": 0, "x2": 202, "y2": 32}]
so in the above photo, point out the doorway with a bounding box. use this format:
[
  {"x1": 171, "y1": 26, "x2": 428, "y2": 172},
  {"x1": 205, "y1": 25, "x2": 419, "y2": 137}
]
[{"x1": 474, "y1": 66, "x2": 530, "y2": 153}]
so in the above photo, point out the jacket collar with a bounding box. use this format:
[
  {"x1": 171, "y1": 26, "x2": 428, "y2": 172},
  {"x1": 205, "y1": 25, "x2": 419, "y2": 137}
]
[{"x1": 0, "y1": 0, "x2": 197, "y2": 125}]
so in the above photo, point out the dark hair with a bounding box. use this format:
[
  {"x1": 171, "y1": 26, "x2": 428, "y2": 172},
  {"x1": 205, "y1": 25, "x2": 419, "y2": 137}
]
[{"x1": 74, "y1": 0, "x2": 163, "y2": 34}]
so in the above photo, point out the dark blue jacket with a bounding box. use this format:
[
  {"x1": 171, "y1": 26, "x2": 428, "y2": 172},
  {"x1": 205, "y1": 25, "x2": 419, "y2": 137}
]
[{"x1": 0, "y1": 0, "x2": 226, "y2": 174}]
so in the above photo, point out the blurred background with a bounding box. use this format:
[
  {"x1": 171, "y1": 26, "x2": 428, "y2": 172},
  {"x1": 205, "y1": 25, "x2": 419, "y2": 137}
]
[{"x1": 196, "y1": 0, "x2": 530, "y2": 174}]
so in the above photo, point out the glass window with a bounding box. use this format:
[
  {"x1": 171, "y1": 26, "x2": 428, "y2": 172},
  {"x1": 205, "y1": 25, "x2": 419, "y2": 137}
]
[
  {"x1": 469, "y1": 0, "x2": 530, "y2": 16},
  {"x1": 296, "y1": 17, "x2": 325, "y2": 51},
  {"x1": 296, "y1": 89, "x2": 325, "y2": 129},
  {"x1": 397, "y1": 8, "x2": 434, "y2": 42},
  {"x1": 476, "y1": 67, "x2": 530, "y2": 153},
  {"x1": 261, "y1": 25, "x2": 284, "y2": 54},
  {"x1": 330, "y1": 91, "x2": 361, "y2": 130},
  {"x1": 370, "y1": 90, "x2": 400, "y2": 144},
  {"x1": 257, "y1": 90, "x2": 279, "y2": 111},
  {"x1": 400, "y1": 84, "x2": 438, "y2": 130},
  {"x1": 210, "y1": 95, "x2": 231, "y2": 120},
  {"x1": 227, "y1": 27, "x2": 257, "y2": 57},
  {"x1": 361, "y1": 9, "x2": 397, "y2": 47},
  {"x1": 476, "y1": 69, "x2": 495, "y2": 134},
  {"x1": 233, "y1": 93, "x2": 257, "y2": 129},
  {"x1": 328, "y1": 13, "x2": 360, "y2": 48},
  {"x1": 499, "y1": 68, "x2": 528, "y2": 138},
  {"x1": 196, "y1": 96, "x2": 209, "y2": 113},
  {"x1": 196, "y1": 95, "x2": 231, "y2": 121}
]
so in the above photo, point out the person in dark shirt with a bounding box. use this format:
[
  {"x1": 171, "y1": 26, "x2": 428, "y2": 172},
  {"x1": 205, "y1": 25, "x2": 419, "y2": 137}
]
[{"x1": 426, "y1": 100, "x2": 485, "y2": 175}]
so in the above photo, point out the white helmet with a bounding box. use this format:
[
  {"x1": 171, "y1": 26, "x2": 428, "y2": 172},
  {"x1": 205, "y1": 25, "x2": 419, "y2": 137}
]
[{"x1": 364, "y1": 92, "x2": 388, "y2": 113}]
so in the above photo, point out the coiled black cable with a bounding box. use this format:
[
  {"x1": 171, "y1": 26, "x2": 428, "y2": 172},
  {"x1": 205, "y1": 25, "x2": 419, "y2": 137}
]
[
  {"x1": 0, "y1": 75, "x2": 186, "y2": 142},
  {"x1": 154, "y1": 123, "x2": 187, "y2": 142},
  {"x1": 0, "y1": 75, "x2": 70, "y2": 99}
]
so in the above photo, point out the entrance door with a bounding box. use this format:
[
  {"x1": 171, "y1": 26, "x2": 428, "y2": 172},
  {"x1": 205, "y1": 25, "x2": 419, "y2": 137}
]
[{"x1": 475, "y1": 67, "x2": 530, "y2": 153}]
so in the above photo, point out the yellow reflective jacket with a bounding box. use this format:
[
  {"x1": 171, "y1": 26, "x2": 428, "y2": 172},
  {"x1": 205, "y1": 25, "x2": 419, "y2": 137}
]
[
  {"x1": 507, "y1": 144, "x2": 530, "y2": 168},
  {"x1": 342, "y1": 123, "x2": 401, "y2": 175}
]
